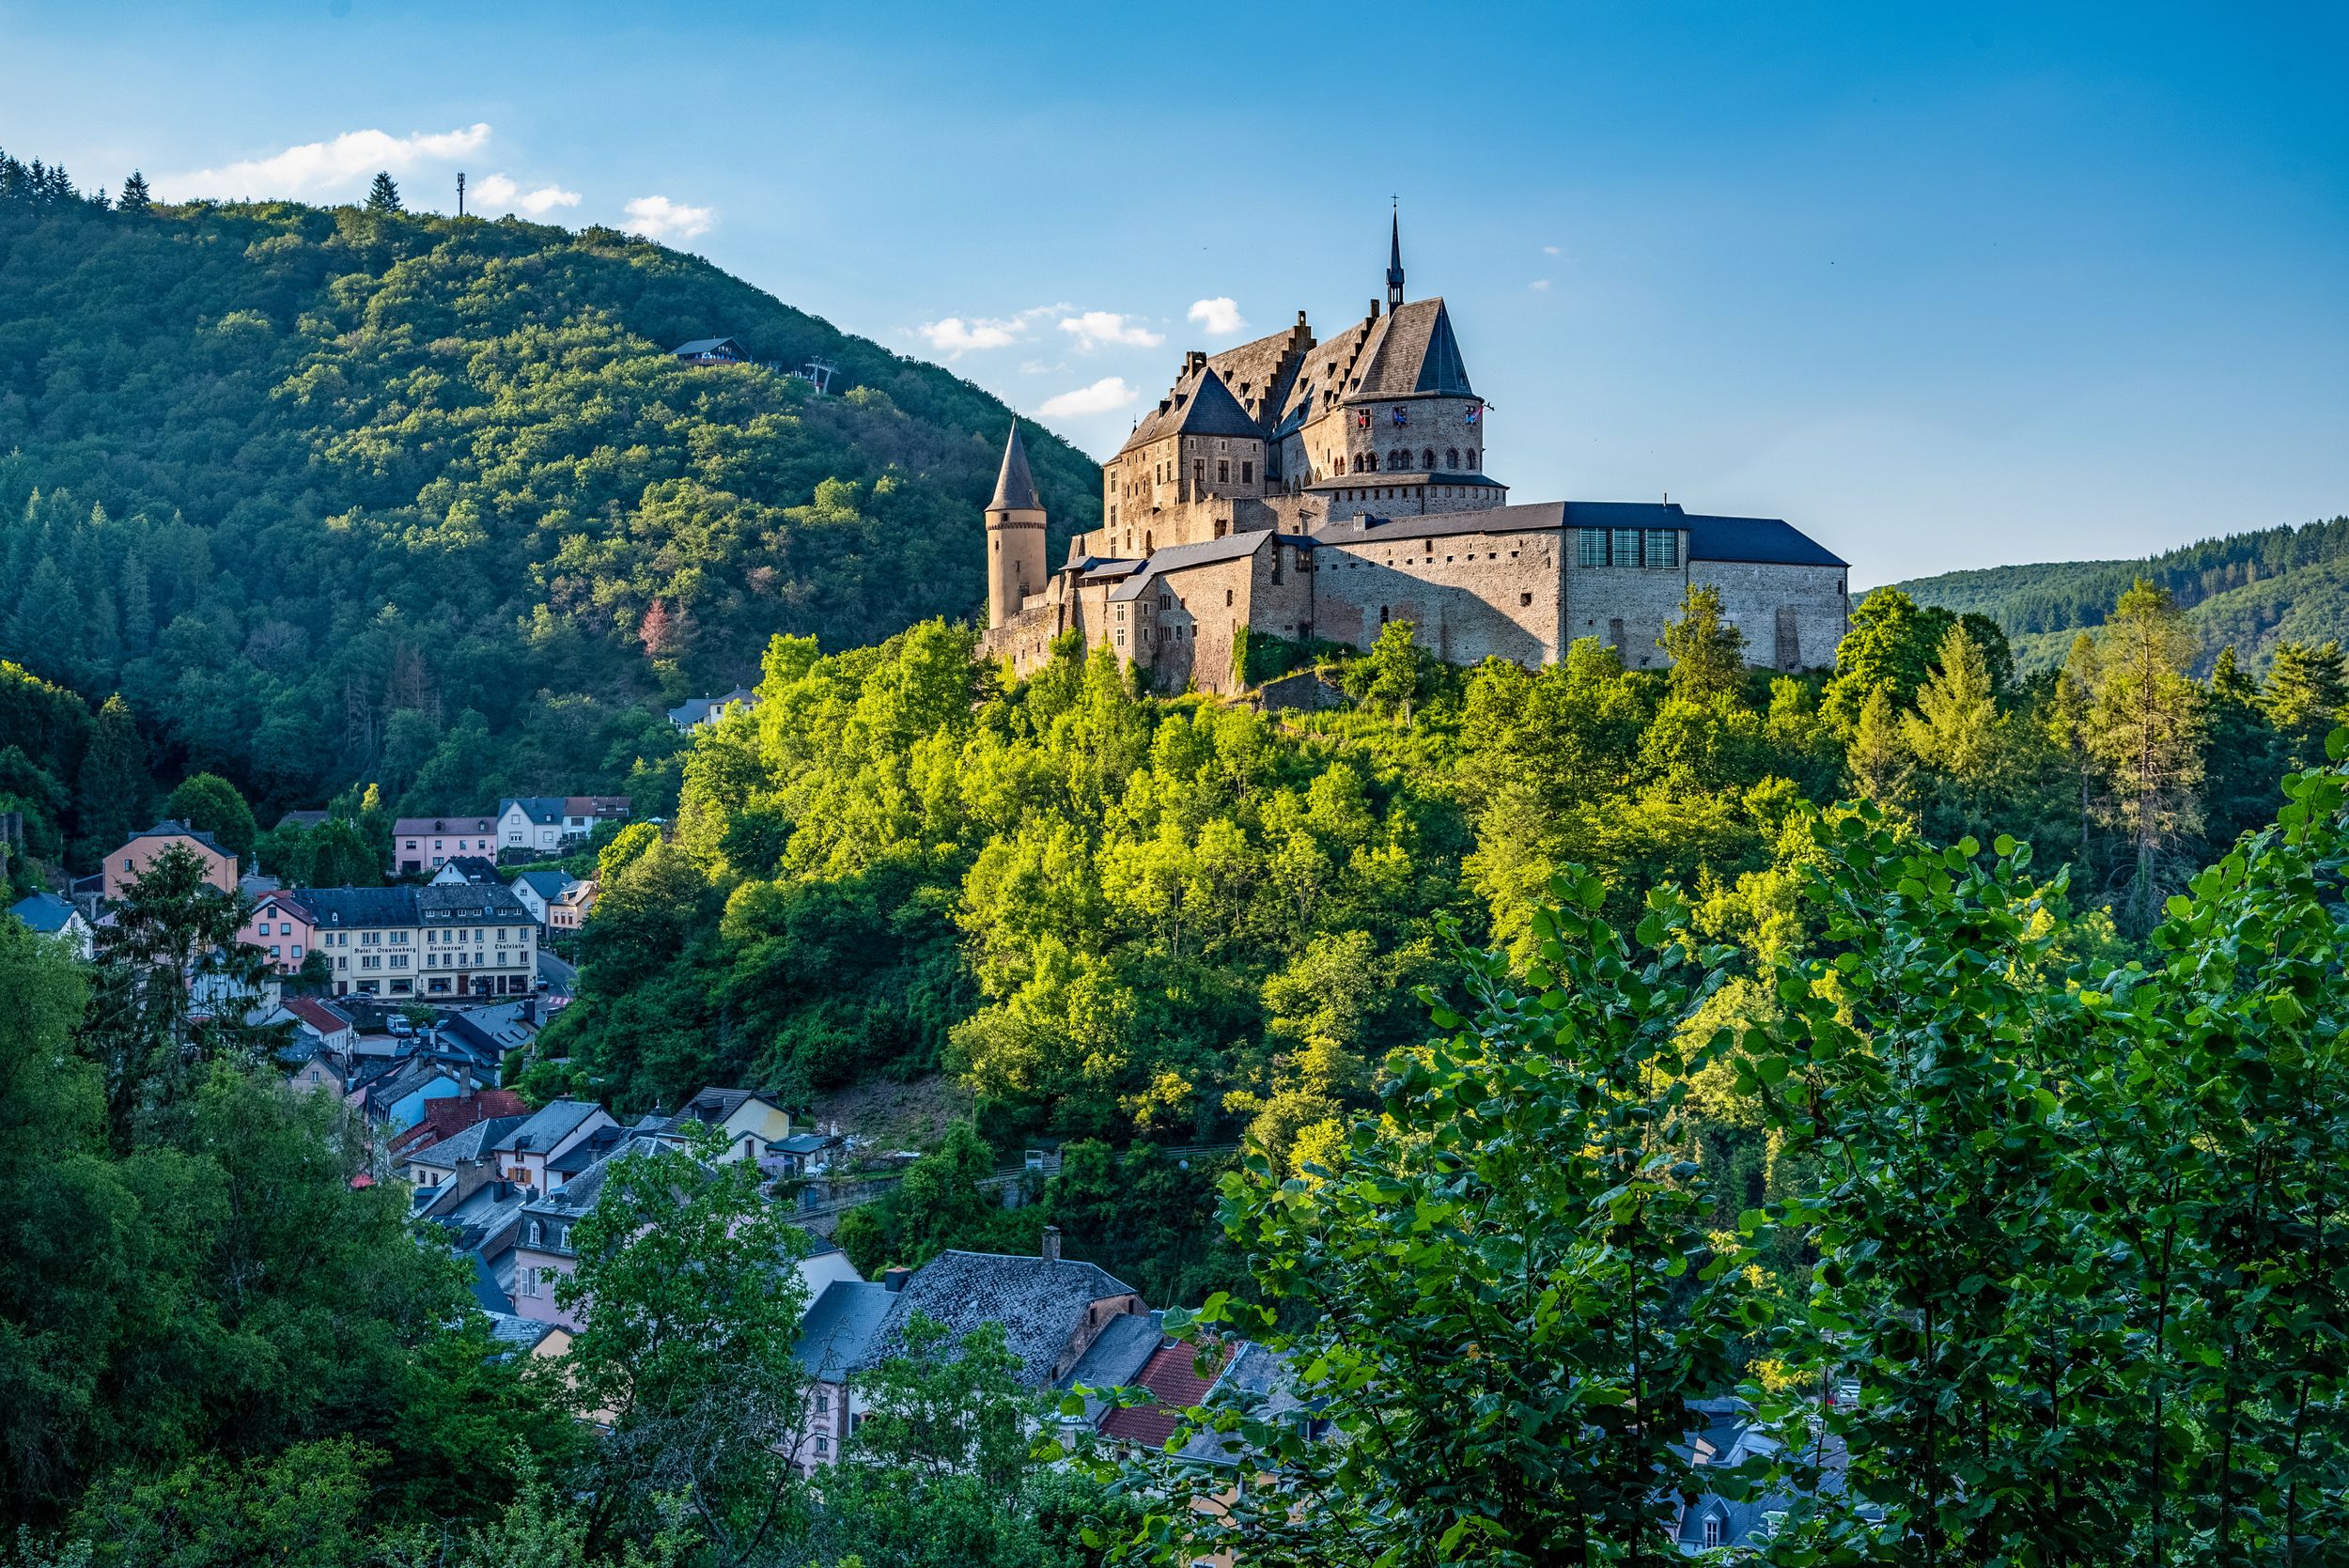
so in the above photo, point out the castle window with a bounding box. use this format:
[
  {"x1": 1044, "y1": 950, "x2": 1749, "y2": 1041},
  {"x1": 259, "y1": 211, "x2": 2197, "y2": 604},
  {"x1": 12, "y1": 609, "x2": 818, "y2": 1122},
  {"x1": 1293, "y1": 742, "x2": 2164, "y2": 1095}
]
[
  {"x1": 1225, "y1": 589, "x2": 1234, "y2": 607},
  {"x1": 1613, "y1": 527, "x2": 1641, "y2": 567},
  {"x1": 1193, "y1": 459, "x2": 1205, "y2": 489},
  {"x1": 1366, "y1": 452, "x2": 1379, "y2": 472},
  {"x1": 1446, "y1": 447, "x2": 1459, "y2": 468},
  {"x1": 1218, "y1": 459, "x2": 1229, "y2": 483},
  {"x1": 1379, "y1": 605, "x2": 1390, "y2": 625},
  {"x1": 1644, "y1": 530, "x2": 1680, "y2": 568},
  {"x1": 1241, "y1": 459, "x2": 1253, "y2": 484},
  {"x1": 1465, "y1": 447, "x2": 1477, "y2": 468},
  {"x1": 1520, "y1": 592, "x2": 1533, "y2": 607},
  {"x1": 1423, "y1": 448, "x2": 1436, "y2": 469}
]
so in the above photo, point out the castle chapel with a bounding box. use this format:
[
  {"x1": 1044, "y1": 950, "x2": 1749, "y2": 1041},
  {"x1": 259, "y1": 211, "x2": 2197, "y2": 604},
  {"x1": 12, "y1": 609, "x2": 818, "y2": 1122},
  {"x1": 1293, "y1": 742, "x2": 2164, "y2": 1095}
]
[{"x1": 981, "y1": 219, "x2": 1850, "y2": 693}]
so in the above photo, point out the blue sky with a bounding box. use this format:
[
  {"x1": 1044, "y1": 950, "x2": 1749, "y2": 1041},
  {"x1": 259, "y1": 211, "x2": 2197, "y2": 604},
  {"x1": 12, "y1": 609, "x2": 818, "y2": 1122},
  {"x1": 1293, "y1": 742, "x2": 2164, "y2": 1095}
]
[{"x1": 5, "y1": 0, "x2": 2344, "y2": 584}]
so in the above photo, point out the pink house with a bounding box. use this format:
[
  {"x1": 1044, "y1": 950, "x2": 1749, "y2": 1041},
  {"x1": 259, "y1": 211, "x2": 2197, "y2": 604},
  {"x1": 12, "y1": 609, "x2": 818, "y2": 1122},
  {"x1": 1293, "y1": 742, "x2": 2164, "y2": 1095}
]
[
  {"x1": 392, "y1": 815, "x2": 500, "y2": 876},
  {"x1": 238, "y1": 892, "x2": 318, "y2": 973},
  {"x1": 103, "y1": 821, "x2": 238, "y2": 903}
]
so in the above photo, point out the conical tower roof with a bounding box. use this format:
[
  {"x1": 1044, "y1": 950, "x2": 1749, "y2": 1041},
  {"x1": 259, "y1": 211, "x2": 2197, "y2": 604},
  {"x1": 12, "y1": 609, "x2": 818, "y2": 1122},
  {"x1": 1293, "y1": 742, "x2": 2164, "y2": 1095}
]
[{"x1": 989, "y1": 422, "x2": 1044, "y2": 513}]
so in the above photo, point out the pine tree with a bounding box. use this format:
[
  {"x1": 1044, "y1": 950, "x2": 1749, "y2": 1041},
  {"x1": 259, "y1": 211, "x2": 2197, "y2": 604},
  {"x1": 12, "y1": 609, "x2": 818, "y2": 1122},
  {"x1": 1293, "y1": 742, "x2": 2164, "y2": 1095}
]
[
  {"x1": 1847, "y1": 684, "x2": 1914, "y2": 815},
  {"x1": 2046, "y1": 630, "x2": 2101, "y2": 863},
  {"x1": 1900, "y1": 621, "x2": 1999, "y2": 784},
  {"x1": 117, "y1": 547, "x2": 152, "y2": 657},
  {"x1": 1659, "y1": 582, "x2": 1747, "y2": 705},
  {"x1": 2260, "y1": 639, "x2": 2346, "y2": 766},
  {"x1": 2085, "y1": 579, "x2": 2204, "y2": 930},
  {"x1": 76, "y1": 694, "x2": 153, "y2": 857},
  {"x1": 117, "y1": 170, "x2": 151, "y2": 213},
  {"x1": 365, "y1": 171, "x2": 402, "y2": 213},
  {"x1": 9, "y1": 556, "x2": 84, "y2": 685}
]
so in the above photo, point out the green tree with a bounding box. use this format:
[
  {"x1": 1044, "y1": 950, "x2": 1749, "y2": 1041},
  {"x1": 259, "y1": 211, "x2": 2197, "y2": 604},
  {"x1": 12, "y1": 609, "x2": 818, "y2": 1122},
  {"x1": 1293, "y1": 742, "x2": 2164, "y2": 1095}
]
[
  {"x1": 73, "y1": 694, "x2": 150, "y2": 861},
  {"x1": 115, "y1": 170, "x2": 150, "y2": 213},
  {"x1": 2260, "y1": 637, "x2": 2345, "y2": 766},
  {"x1": 365, "y1": 170, "x2": 402, "y2": 212},
  {"x1": 163, "y1": 771, "x2": 258, "y2": 863},
  {"x1": 2046, "y1": 629, "x2": 2102, "y2": 863},
  {"x1": 2085, "y1": 577, "x2": 2204, "y2": 928},
  {"x1": 1658, "y1": 582, "x2": 1747, "y2": 705},
  {"x1": 1096, "y1": 873, "x2": 1753, "y2": 1563},
  {"x1": 1820, "y1": 586, "x2": 1952, "y2": 731},
  {"x1": 1845, "y1": 682, "x2": 1913, "y2": 815},
  {"x1": 557, "y1": 1127, "x2": 815, "y2": 1563}
]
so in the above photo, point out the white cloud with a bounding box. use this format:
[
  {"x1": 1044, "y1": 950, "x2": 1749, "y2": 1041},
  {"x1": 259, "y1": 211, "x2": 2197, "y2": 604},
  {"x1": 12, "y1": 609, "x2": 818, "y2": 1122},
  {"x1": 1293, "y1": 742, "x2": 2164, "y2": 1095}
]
[
  {"x1": 158, "y1": 122, "x2": 491, "y2": 201},
  {"x1": 1543, "y1": 244, "x2": 1562, "y2": 256},
  {"x1": 475, "y1": 172, "x2": 580, "y2": 216},
  {"x1": 1187, "y1": 297, "x2": 1248, "y2": 337},
  {"x1": 920, "y1": 316, "x2": 1027, "y2": 354},
  {"x1": 1060, "y1": 311, "x2": 1162, "y2": 351},
  {"x1": 1530, "y1": 278, "x2": 1552, "y2": 291},
  {"x1": 1038, "y1": 377, "x2": 1140, "y2": 419},
  {"x1": 621, "y1": 194, "x2": 714, "y2": 241}
]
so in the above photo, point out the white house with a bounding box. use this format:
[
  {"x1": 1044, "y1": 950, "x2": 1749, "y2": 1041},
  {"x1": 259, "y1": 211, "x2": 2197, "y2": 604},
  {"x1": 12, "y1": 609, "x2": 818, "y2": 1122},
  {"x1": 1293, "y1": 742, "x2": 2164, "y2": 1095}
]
[
  {"x1": 497, "y1": 797, "x2": 630, "y2": 856},
  {"x1": 8, "y1": 891, "x2": 93, "y2": 960},
  {"x1": 509, "y1": 869, "x2": 579, "y2": 925}
]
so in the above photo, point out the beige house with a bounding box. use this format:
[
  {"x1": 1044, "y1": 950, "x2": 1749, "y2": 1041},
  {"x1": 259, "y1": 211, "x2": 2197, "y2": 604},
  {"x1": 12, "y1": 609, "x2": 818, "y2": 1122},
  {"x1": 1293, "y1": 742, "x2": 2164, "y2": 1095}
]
[
  {"x1": 546, "y1": 878, "x2": 598, "y2": 933},
  {"x1": 305, "y1": 884, "x2": 538, "y2": 1002},
  {"x1": 102, "y1": 820, "x2": 238, "y2": 903},
  {"x1": 659, "y1": 1086, "x2": 795, "y2": 1164}
]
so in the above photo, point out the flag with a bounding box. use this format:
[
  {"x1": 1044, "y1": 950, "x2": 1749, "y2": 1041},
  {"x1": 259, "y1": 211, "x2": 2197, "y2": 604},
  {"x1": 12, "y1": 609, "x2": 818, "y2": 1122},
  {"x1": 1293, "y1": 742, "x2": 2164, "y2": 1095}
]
[
  {"x1": 1392, "y1": 406, "x2": 1408, "y2": 425},
  {"x1": 1465, "y1": 402, "x2": 1482, "y2": 425}
]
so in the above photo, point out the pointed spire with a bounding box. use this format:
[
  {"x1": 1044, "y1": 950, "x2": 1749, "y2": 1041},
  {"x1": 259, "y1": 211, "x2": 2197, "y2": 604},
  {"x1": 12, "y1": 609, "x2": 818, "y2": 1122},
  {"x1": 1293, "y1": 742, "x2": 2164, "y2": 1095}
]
[
  {"x1": 1386, "y1": 205, "x2": 1405, "y2": 308},
  {"x1": 988, "y1": 421, "x2": 1043, "y2": 513}
]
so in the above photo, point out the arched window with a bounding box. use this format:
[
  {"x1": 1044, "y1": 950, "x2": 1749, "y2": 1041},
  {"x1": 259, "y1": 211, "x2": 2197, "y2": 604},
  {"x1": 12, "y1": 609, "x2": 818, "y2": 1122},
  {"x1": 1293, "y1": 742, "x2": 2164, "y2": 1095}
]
[
  {"x1": 1446, "y1": 447, "x2": 1459, "y2": 469},
  {"x1": 1465, "y1": 447, "x2": 1477, "y2": 469},
  {"x1": 1366, "y1": 452, "x2": 1379, "y2": 472},
  {"x1": 1422, "y1": 447, "x2": 1436, "y2": 470}
]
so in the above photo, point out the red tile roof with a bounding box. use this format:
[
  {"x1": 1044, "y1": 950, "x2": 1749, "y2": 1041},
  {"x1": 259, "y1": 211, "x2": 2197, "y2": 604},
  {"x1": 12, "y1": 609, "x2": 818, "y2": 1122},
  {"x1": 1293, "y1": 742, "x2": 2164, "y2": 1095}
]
[
  {"x1": 1098, "y1": 1340, "x2": 1232, "y2": 1450},
  {"x1": 284, "y1": 996, "x2": 350, "y2": 1036},
  {"x1": 388, "y1": 1089, "x2": 530, "y2": 1160}
]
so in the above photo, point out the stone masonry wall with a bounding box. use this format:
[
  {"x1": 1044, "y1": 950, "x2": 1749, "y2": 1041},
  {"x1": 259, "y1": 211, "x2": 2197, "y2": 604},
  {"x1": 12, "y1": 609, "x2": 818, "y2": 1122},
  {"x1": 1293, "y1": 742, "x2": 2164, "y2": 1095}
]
[
  {"x1": 1311, "y1": 523, "x2": 1563, "y2": 666},
  {"x1": 1688, "y1": 559, "x2": 1851, "y2": 673}
]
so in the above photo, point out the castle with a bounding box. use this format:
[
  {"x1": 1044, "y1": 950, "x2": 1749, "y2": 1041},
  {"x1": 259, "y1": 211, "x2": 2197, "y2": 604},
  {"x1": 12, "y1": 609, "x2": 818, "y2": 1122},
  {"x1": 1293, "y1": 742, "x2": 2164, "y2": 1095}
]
[{"x1": 980, "y1": 218, "x2": 1850, "y2": 693}]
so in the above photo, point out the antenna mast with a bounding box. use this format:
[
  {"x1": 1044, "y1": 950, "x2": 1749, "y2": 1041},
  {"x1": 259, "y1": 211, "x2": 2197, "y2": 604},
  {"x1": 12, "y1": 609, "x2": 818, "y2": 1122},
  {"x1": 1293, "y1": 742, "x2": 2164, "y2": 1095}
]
[{"x1": 457, "y1": 171, "x2": 466, "y2": 217}]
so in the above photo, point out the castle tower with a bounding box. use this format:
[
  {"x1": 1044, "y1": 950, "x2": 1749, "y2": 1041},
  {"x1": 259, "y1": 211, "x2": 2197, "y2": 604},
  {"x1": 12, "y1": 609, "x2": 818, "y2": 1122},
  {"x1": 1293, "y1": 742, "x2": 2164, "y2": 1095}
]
[
  {"x1": 985, "y1": 422, "x2": 1048, "y2": 630},
  {"x1": 1386, "y1": 209, "x2": 1406, "y2": 311}
]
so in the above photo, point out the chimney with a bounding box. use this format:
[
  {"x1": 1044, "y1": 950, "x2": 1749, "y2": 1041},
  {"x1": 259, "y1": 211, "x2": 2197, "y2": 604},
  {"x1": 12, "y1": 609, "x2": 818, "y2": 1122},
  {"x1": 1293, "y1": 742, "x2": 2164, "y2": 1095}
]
[
  {"x1": 882, "y1": 1266, "x2": 910, "y2": 1294},
  {"x1": 1040, "y1": 1224, "x2": 1063, "y2": 1263}
]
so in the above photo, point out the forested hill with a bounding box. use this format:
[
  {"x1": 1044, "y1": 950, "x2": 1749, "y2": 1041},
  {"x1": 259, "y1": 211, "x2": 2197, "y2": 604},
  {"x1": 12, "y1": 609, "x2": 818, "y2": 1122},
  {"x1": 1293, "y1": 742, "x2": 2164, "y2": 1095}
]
[
  {"x1": 1895, "y1": 513, "x2": 2349, "y2": 674},
  {"x1": 0, "y1": 160, "x2": 1100, "y2": 822}
]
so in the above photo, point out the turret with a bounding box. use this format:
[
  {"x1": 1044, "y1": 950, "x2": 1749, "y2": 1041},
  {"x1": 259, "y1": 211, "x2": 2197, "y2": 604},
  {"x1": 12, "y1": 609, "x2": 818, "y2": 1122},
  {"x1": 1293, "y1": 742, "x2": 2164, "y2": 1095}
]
[
  {"x1": 985, "y1": 422, "x2": 1048, "y2": 630},
  {"x1": 1386, "y1": 209, "x2": 1406, "y2": 311}
]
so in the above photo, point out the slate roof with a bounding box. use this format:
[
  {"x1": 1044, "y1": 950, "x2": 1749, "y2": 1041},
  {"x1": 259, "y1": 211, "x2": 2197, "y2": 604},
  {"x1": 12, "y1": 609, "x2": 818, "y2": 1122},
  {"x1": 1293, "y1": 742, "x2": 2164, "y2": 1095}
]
[
  {"x1": 1270, "y1": 314, "x2": 1381, "y2": 441},
  {"x1": 495, "y1": 1098, "x2": 606, "y2": 1156},
  {"x1": 392, "y1": 815, "x2": 497, "y2": 837},
  {"x1": 1120, "y1": 365, "x2": 1263, "y2": 452},
  {"x1": 443, "y1": 998, "x2": 539, "y2": 1057},
  {"x1": 360, "y1": 1059, "x2": 454, "y2": 1117},
  {"x1": 125, "y1": 819, "x2": 229, "y2": 855},
  {"x1": 1057, "y1": 1308, "x2": 1166, "y2": 1421},
  {"x1": 9, "y1": 891, "x2": 81, "y2": 933},
  {"x1": 1203, "y1": 318, "x2": 1312, "y2": 427},
  {"x1": 1304, "y1": 499, "x2": 1847, "y2": 567},
  {"x1": 282, "y1": 996, "x2": 351, "y2": 1036},
  {"x1": 1106, "y1": 531, "x2": 1273, "y2": 602},
  {"x1": 988, "y1": 423, "x2": 1044, "y2": 513},
  {"x1": 1347, "y1": 299, "x2": 1474, "y2": 400},
  {"x1": 674, "y1": 336, "x2": 748, "y2": 359},
  {"x1": 513, "y1": 870, "x2": 576, "y2": 901},
  {"x1": 483, "y1": 1312, "x2": 558, "y2": 1353},
  {"x1": 667, "y1": 688, "x2": 755, "y2": 727},
  {"x1": 856, "y1": 1250, "x2": 1139, "y2": 1386},
  {"x1": 402, "y1": 1110, "x2": 526, "y2": 1169},
  {"x1": 304, "y1": 887, "x2": 419, "y2": 927},
  {"x1": 466, "y1": 1251, "x2": 510, "y2": 1314},
  {"x1": 563, "y1": 796, "x2": 630, "y2": 818},
  {"x1": 417, "y1": 884, "x2": 533, "y2": 924},
  {"x1": 502, "y1": 797, "x2": 568, "y2": 826},
  {"x1": 796, "y1": 1280, "x2": 896, "y2": 1380},
  {"x1": 436, "y1": 855, "x2": 502, "y2": 883}
]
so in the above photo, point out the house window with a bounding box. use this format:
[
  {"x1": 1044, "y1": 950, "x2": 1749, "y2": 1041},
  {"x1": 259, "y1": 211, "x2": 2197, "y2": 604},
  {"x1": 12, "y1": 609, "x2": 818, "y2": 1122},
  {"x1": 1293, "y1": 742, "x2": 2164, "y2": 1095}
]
[
  {"x1": 1703, "y1": 1515, "x2": 1725, "y2": 1547},
  {"x1": 815, "y1": 1436, "x2": 829, "y2": 1456},
  {"x1": 521, "y1": 1271, "x2": 538, "y2": 1298},
  {"x1": 817, "y1": 1392, "x2": 831, "y2": 1414},
  {"x1": 528, "y1": 1221, "x2": 542, "y2": 1247}
]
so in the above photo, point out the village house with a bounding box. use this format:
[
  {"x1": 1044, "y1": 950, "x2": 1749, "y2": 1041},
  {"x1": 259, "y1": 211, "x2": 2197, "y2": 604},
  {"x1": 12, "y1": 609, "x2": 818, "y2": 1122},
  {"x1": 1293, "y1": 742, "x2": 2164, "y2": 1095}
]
[
  {"x1": 303, "y1": 884, "x2": 538, "y2": 1001},
  {"x1": 508, "y1": 869, "x2": 578, "y2": 924},
  {"x1": 496, "y1": 796, "x2": 630, "y2": 857},
  {"x1": 429, "y1": 856, "x2": 503, "y2": 886},
  {"x1": 236, "y1": 891, "x2": 317, "y2": 973},
  {"x1": 102, "y1": 820, "x2": 238, "y2": 903},
  {"x1": 658, "y1": 1085, "x2": 797, "y2": 1164},
  {"x1": 490, "y1": 1098, "x2": 616, "y2": 1193},
  {"x1": 546, "y1": 878, "x2": 598, "y2": 933},
  {"x1": 667, "y1": 687, "x2": 756, "y2": 732},
  {"x1": 8, "y1": 890, "x2": 93, "y2": 959},
  {"x1": 392, "y1": 816, "x2": 499, "y2": 877},
  {"x1": 672, "y1": 335, "x2": 750, "y2": 365},
  {"x1": 402, "y1": 1110, "x2": 528, "y2": 1188},
  {"x1": 792, "y1": 1232, "x2": 1146, "y2": 1470}
]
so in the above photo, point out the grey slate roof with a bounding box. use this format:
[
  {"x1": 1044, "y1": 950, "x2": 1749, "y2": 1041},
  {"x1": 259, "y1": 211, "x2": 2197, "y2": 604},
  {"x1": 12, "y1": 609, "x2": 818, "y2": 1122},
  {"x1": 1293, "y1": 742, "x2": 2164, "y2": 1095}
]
[
  {"x1": 495, "y1": 1098, "x2": 605, "y2": 1156},
  {"x1": 9, "y1": 892, "x2": 80, "y2": 933},
  {"x1": 483, "y1": 1312, "x2": 558, "y2": 1353},
  {"x1": 674, "y1": 336, "x2": 747, "y2": 358},
  {"x1": 1107, "y1": 531, "x2": 1273, "y2": 602},
  {"x1": 513, "y1": 870, "x2": 574, "y2": 900},
  {"x1": 126, "y1": 819, "x2": 229, "y2": 855},
  {"x1": 502, "y1": 797, "x2": 567, "y2": 826},
  {"x1": 796, "y1": 1280, "x2": 896, "y2": 1380},
  {"x1": 856, "y1": 1250, "x2": 1139, "y2": 1386},
  {"x1": 1121, "y1": 365, "x2": 1264, "y2": 452},
  {"x1": 1348, "y1": 299, "x2": 1474, "y2": 400},
  {"x1": 304, "y1": 887, "x2": 421, "y2": 927},
  {"x1": 1057, "y1": 1309, "x2": 1165, "y2": 1394},
  {"x1": 408, "y1": 1114, "x2": 525, "y2": 1170},
  {"x1": 417, "y1": 884, "x2": 534, "y2": 924},
  {"x1": 1305, "y1": 499, "x2": 1847, "y2": 567},
  {"x1": 988, "y1": 423, "x2": 1044, "y2": 513},
  {"x1": 666, "y1": 687, "x2": 755, "y2": 727},
  {"x1": 443, "y1": 999, "x2": 540, "y2": 1057}
]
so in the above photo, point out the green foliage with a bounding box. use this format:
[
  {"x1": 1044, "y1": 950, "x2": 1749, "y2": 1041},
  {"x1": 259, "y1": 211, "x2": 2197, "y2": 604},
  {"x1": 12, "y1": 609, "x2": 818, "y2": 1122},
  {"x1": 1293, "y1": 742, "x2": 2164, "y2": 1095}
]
[
  {"x1": 72, "y1": 695, "x2": 149, "y2": 860},
  {"x1": 0, "y1": 179, "x2": 1099, "y2": 826},
  {"x1": 162, "y1": 771, "x2": 257, "y2": 862},
  {"x1": 365, "y1": 171, "x2": 402, "y2": 213},
  {"x1": 1659, "y1": 582, "x2": 1747, "y2": 704}
]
